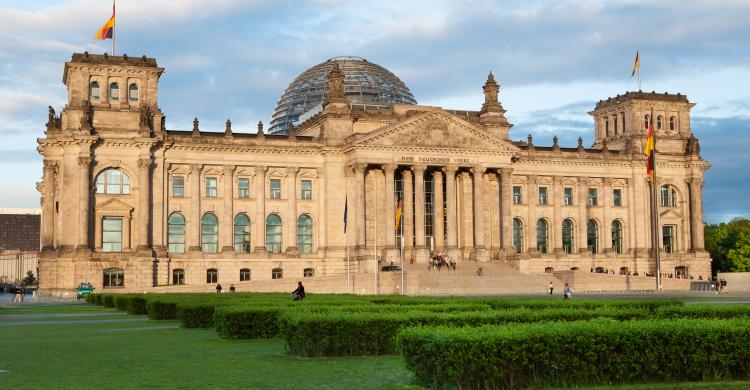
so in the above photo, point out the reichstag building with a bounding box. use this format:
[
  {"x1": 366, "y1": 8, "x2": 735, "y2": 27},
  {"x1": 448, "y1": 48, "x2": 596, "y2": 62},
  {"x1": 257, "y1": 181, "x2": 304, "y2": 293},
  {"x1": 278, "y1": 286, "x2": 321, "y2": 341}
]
[{"x1": 36, "y1": 53, "x2": 710, "y2": 292}]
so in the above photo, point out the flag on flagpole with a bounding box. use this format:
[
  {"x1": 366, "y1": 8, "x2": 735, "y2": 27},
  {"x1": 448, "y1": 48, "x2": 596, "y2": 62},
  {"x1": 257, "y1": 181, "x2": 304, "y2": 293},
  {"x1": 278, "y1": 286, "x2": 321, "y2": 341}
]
[
  {"x1": 96, "y1": 3, "x2": 115, "y2": 40},
  {"x1": 343, "y1": 196, "x2": 348, "y2": 233},
  {"x1": 630, "y1": 50, "x2": 640, "y2": 78},
  {"x1": 644, "y1": 114, "x2": 655, "y2": 181},
  {"x1": 394, "y1": 196, "x2": 403, "y2": 231}
]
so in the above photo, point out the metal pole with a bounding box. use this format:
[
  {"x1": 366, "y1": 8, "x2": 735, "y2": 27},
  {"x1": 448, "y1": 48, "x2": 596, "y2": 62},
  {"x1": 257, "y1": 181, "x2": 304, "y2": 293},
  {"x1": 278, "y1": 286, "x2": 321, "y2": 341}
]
[
  {"x1": 346, "y1": 205, "x2": 350, "y2": 294},
  {"x1": 401, "y1": 234, "x2": 405, "y2": 295},
  {"x1": 650, "y1": 108, "x2": 661, "y2": 291},
  {"x1": 374, "y1": 179, "x2": 379, "y2": 295},
  {"x1": 112, "y1": 0, "x2": 116, "y2": 56}
]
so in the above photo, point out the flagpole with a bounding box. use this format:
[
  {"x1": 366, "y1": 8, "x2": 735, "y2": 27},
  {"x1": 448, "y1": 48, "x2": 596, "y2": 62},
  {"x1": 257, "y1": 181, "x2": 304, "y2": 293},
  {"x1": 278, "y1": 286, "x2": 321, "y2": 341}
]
[
  {"x1": 374, "y1": 188, "x2": 379, "y2": 295},
  {"x1": 112, "y1": 0, "x2": 116, "y2": 56},
  {"x1": 346, "y1": 197, "x2": 350, "y2": 294},
  {"x1": 637, "y1": 47, "x2": 641, "y2": 91},
  {"x1": 649, "y1": 108, "x2": 662, "y2": 291},
  {"x1": 400, "y1": 217, "x2": 405, "y2": 295}
]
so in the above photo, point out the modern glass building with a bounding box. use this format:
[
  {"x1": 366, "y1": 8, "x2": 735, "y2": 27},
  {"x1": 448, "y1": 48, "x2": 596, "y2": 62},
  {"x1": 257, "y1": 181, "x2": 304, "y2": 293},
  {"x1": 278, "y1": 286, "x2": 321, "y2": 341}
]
[{"x1": 269, "y1": 56, "x2": 417, "y2": 134}]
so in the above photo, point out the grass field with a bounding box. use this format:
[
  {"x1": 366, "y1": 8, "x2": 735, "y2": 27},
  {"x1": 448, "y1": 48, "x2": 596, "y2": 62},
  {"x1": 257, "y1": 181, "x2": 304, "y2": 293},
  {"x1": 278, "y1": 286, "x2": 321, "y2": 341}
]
[{"x1": 1, "y1": 296, "x2": 749, "y2": 389}]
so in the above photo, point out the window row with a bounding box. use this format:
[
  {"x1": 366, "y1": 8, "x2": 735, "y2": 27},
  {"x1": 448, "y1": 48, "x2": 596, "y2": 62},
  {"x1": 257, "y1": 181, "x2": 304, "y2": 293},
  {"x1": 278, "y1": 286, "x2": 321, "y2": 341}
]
[
  {"x1": 166, "y1": 212, "x2": 314, "y2": 254},
  {"x1": 644, "y1": 114, "x2": 677, "y2": 131},
  {"x1": 103, "y1": 266, "x2": 316, "y2": 288},
  {"x1": 89, "y1": 81, "x2": 139, "y2": 102},
  {"x1": 512, "y1": 186, "x2": 623, "y2": 207},
  {"x1": 512, "y1": 218, "x2": 625, "y2": 255},
  {"x1": 171, "y1": 176, "x2": 313, "y2": 200}
]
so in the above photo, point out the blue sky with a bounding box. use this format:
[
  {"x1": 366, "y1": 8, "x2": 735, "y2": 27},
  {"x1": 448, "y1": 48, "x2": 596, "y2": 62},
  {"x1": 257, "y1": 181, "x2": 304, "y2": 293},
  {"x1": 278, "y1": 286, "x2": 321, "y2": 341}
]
[{"x1": 0, "y1": 0, "x2": 748, "y2": 223}]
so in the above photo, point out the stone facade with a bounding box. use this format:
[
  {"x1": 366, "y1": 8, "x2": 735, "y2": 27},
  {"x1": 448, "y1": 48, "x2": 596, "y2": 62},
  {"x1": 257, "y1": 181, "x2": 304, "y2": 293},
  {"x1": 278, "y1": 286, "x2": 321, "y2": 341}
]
[{"x1": 36, "y1": 53, "x2": 711, "y2": 293}]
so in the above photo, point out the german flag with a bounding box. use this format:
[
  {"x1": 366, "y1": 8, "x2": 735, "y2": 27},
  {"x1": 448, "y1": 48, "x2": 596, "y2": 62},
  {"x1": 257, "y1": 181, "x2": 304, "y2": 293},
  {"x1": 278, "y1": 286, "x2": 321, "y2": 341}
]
[
  {"x1": 394, "y1": 196, "x2": 403, "y2": 231},
  {"x1": 96, "y1": 4, "x2": 115, "y2": 40},
  {"x1": 630, "y1": 51, "x2": 640, "y2": 78},
  {"x1": 644, "y1": 113, "x2": 655, "y2": 181}
]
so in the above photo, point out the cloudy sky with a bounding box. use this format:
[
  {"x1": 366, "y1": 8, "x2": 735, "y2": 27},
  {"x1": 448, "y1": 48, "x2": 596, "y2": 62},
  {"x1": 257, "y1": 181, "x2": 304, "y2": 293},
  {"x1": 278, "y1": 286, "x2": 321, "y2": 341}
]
[{"x1": 0, "y1": 0, "x2": 748, "y2": 223}]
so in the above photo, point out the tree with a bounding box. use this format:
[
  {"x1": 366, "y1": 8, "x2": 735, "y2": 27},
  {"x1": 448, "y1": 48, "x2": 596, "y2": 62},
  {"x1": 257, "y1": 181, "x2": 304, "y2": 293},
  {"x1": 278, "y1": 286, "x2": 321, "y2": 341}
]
[
  {"x1": 22, "y1": 271, "x2": 36, "y2": 286},
  {"x1": 705, "y1": 218, "x2": 750, "y2": 274},
  {"x1": 727, "y1": 229, "x2": 750, "y2": 272}
]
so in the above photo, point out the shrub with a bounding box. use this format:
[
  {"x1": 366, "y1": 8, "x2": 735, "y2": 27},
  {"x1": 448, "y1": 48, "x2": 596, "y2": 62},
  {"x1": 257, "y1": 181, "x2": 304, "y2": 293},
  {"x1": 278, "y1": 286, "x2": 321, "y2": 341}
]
[
  {"x1": 177, "y1": 304, "x2": 216, "y2": 328},
  {"x1": 126, "y1": 296, "x2": 148, "y2": 315},
  {"x1": 114, "y1": 295, "x2": 130, "y2": 311},
  {"x1": 397, "y1": 319, "x2": 750, "y2": 389},
  {"x1": 146, "y1": 300, "x2": 178, "y2": 320},
  {"x1": 102, "y1": 294, "x2": 115, "y2": 308},
  {"x1": 214, "y1": 307, "x2": 284, "y2": 339}
]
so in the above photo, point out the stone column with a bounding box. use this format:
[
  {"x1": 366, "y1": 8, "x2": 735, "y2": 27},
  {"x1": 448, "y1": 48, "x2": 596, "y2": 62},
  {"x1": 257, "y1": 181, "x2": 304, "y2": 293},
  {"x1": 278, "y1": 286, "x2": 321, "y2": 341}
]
[
  {"x1": 221, "y1": 165, "x2": 235, "y2": 253},
  {"x1": 383, "y1": 164, "x2": 397, "y2": 255},
  {"x1": 553, "y1": 176, "x2": 563, "y2": 253},
  {"x1": 41, "y1": 161, "x2": 57, "y2": 250},
  {"x1": 189, "y1": 164, "x2": 202, "y2": 252},
  {"x1": 402, "y1": 168, "x2": 414, "y2": 251},
  {"x1": 137, "y1": 158, "x2": 152, "y2": 251},
  {"x1": 471, "y1": 166, "x2": 488, "y2": 261},
  {"x1": 500, "y1": 168, "x2": 514, "y2": 256},
  {"x1": 433, "y1": 169, "x2": 445, "y2": 250},
  {"x1": 602, "y1": 178, "x2": 612, "y2": 253},
  {"x1": 77, "y1": 156, "x2": 91, "y2": 251},
  {"x1": 286, "y1": 167, "x2": 299, "y2": 254},
  {"x1": 578, "y1": 178, "x2": 589, "y2": 253},
  {"x1": 413, "y1": 164, "x2": 427, "y2": 262},
  {"x1": 254, "y1": 166, "x2": 267, "y2": 253},
  {"x1": 526, "y1": 175, "x2": 537, "y2": 253},
  {"x1": 445, "y1": 165, "x2": 459, "y2": 260},
  {"x1": 689, "y1": 177, "x2": 705, "y2": 250},
  {"x1": 354, "y1": 163, "x2": 366, "y2": 249}
]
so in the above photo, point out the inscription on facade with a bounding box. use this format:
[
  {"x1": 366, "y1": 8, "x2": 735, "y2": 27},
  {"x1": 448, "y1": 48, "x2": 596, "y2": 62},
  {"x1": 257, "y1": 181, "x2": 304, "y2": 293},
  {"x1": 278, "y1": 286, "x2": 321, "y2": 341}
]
[{"x1": 398, "y1": 156, "x2": 472, "y2": 164}]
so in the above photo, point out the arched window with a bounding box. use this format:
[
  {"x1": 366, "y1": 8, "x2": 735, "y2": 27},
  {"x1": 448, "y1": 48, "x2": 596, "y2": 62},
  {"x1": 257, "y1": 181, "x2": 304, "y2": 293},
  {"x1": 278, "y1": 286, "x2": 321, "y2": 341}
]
[
  {"x1": 272, "y1": 267, "x2": 283, "y2": 279},
  {"x1": 233, "y1": 213, "x2": 251, "y2": 253},
  {"x1": 128, "y1": 83, "x2": 139, "y2": 101},
  {"x1": 644, "y1": 114, "x2": 650, "y2": 130},
  {"x1": 167, "y1": 213, "x2": 186, "y2": 253},
  {"x1": 536, "y1": 219, "x2": 549, "y2": 254},
  {"x1": 304, "y1": 268, "x2": 314, "y2": 277},
  {"x1": 109, "y1": 82, "x2": 119, "y2": 100},
  {"x1": 512, "y1": 218, "x2": 524, "y2": 254},
  {"x1": 587, "y1": 219, "x2": 599, "y2": 254},
  {"x1": 172, "y1": 268, "x2": 185, "y2": 285},
  {"x1": 612, "y1": 220, "x2": 623, "y2": 254},
  {"x1": 201, "y1": 213, "x2": 219, "y2": 253},
  {"x1": 265, "y1": 214, "x2": 283, "y2": 253},
  {"x1": 660, "y1": 185, "x2": 678, "y2": 207},
  {"x1": 103, "y1": 267, "x2": 124, "y2": 288},
  {"x1": 240, "y1": 268, "x2": 251, "y2": 281},
  {"x1": 297, "y1": 214, "x2": 313, "y2": 254},
  {"x1": 669, "y1": 116, "x2": 675, "y2": 131},
  {"x1": 562, "y1": 219, "x2": 574, "y2": 254},
  {"x1": 90, "y1": 81, "x2": 100, "y2": 100},
  {"x1": 656, "y1": 115, "x2": 663, "y2": 130},
  {"x1": 96, "y1": 168, "x2": 131, "y2": 195}
]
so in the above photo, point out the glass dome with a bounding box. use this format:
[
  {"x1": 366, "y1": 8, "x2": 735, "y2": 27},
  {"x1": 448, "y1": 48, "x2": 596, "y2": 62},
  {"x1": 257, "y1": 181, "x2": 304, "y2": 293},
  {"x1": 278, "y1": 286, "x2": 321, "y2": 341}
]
[{"x1": 269, "y1": 56, "x2": 417, "y2": 134}]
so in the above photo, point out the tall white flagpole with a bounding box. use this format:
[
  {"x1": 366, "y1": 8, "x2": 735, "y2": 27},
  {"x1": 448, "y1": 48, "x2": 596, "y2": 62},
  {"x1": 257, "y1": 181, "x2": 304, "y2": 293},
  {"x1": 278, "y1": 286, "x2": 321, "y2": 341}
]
[
  {"x1": 112, "y1": 0, "x2": 116, "y2": 56},
  {"x1": 346, "y1": 197, "x2": 350, "y2": 294},
  {"x1": 374, "y1": 186, "x2": 379, "y2": 295}
]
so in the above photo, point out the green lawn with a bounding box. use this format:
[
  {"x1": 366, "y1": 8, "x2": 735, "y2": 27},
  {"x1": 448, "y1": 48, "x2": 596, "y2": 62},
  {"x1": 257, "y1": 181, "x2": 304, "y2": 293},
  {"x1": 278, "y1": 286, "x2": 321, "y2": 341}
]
[{"x1": 1, "y1": 301, "x2": 749, "y2": 389}]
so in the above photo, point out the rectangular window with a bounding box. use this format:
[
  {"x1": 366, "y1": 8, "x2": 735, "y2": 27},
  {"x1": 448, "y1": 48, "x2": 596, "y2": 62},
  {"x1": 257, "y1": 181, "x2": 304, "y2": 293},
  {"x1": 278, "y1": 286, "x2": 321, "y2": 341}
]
[
  {"x1": 662, "y1": 226, "x2": 675, "y2": 253},
  {"x1": 588, "y1": 188, "x2": 598, "y2": 206},
  {"x1": 206, "y1": 269, "x2": 218, "y2": 284},
  {"x1": 205, "y1": 177, "x2": 217, "y2": 198},
  {"x1": 172, "y1": 176, "x2": 184, "y2": 197},
  {"x1": 102, "y1": 217, "x2": 123, "y2": 252},
  {"x1": 613, "y1": 189, "x2": 622, "y2": 206},
  {"x1": 238, "y1": 178, "x2": 250, "y2": 198},
  {"x1": 564, "y1": 187, "x2": 573, "y2": 205},
  {"x1": 538, "y1": 187, "x2": 548, "y2": 205},
  {"x1": 301, "y1": 180, "x2": 312, "y2": 199},
  {"x1": 270, "y1": 179, "x2": 281, "y2": 199},
  {"x1": 240, "y1": 269, "x2": 251, "y2": 282},
  {"x1": 512, "y1": 186, "x2": 522, "y2": 204}
]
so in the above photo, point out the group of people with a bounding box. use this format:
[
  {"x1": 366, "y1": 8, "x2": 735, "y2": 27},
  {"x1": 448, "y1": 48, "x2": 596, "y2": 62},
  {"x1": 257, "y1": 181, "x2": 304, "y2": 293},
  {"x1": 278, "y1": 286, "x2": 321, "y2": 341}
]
[
  {"x1": 548, "y1": 281, "x2": 573, "y2": 299},
  {"x1": 214, "y1": 283, "x2": 236, "y2": 293},
  {"x1": 715, "y1": 278, "x2": 728, "y2": 294},
  {"x1": 428, "y1": 253, "x2": 456, "y2": 271}
]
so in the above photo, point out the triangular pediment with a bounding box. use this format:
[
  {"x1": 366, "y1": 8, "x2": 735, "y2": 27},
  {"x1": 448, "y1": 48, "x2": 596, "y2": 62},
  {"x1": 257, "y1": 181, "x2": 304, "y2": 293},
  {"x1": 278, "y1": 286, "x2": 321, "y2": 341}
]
[
  {"x1": 350, "y1": 110, "x2": 518, "y2": 153},
  {"x1": 95, "y1": 198, "x2": 134, "y2": 213}
]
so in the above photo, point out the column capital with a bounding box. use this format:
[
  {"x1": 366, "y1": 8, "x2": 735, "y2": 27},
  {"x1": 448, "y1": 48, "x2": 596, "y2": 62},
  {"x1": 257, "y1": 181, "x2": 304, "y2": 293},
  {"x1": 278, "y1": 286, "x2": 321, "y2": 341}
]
[
  {"x1": 222, "y1": 164, "x2": 236, "y2": 174},
  {"x1": 190, "y1": 164, "x2": 203, "y2": 174},
  {"x1": 688, "y1": 177, "x2": 704, "y2": 187},
  {"x1": 432, "y1": 169, "x2": 443, "y2": 179},
  {"x1": 382, "y1": 163, "x2": 398, "y2": 173},
  {"x1": 444, "y1": 164, "x2": 459, "y2": 174},
  {"x1": 552, "y1": 175, "x2": 564, "y2": 184},
  {"x1": 500, "y1": 167, "x2": 513, "y2": 177},
  {"x1": 77, "y1": 156, "x2": 91, "y2": 166},
  {"x1": 602, "y1": 177, "x2": 614, "y2": 186},
  {"x1": 287, "y1": 166, "x2": 300, "y2": 175},
  {"x1": 412, "y1": 164, "x2": 427, "y2": 174},
  {"x1": 352, "y1": 162, "x2": 368, "y2": 173},
  {"x1": 137, "y1": 158, "x2": 152, "y2": 169},
  {"x1": 402, "y1": 168, "x2": 413, "y2": 178},
  {"x1": 43, "y1": 160, "x2": 59, "y2": 172},
  {"x1": 344, "y1": 165, "x2": 355, "y2": 177},
  {"x1": 526, "y1": 174, "x2": 538, "y2": 184}
]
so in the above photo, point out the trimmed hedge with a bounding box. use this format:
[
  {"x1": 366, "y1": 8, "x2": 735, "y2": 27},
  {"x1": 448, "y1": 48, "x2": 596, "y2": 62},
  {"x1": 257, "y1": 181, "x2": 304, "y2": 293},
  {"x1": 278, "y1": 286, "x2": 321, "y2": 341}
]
[
  {"x1": 114, "y1": 295, "x2": 130, "y2": 311},
  {"x1": 177, "y1": 304, "x2": 216, "y2": 328},
  {"x1": 102, "y1": 294, "x2": 115, "y2": 308},
  {"x1": 146, "y1": 300, "x2": 178, "y2": 320},
  {"x1": 126, "y1": 296, "x2": 148, "y2": 315},
  {"x1": 215, "y1": 306, "x2": 283, "y2": 339},
  {"x1": 397, "y1": 319, "x2": 750, "y2": 389}
]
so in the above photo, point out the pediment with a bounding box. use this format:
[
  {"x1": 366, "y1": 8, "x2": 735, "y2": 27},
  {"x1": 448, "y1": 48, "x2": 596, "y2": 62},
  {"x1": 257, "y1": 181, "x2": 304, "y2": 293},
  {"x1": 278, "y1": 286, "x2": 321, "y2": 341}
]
[
  {"x1": 350, "y1": 110, "x2": 518, "y2": 153},
  {"x1": 659, "y1": 208, "x2": 683, "y2": 220},
  {"x1": 95, "y1": 198, "x2": 134, "y2": 213}
]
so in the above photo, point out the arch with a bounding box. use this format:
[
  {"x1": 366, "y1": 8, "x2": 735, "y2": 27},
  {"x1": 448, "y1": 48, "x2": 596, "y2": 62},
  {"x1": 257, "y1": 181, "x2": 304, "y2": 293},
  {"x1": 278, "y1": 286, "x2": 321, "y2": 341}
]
[
  {"x1": 562, "y1": 218, "x2": 575, "y2": 254},
  {"x1": 103, "y1": 267, "x2": 124, "y2": 287},
  {"x1": 109, "y1": 82, "x2": 120, "y2": 100},
  {"x1": 90, "y1": 81, "x2": 100, "y2": 100},
  {"x1": 96, "y1": 168, "x2": 131, "y2": 195},
  {"x1": 272, "y1": 267, "x2": 283, "y2": 279},
  {"x1": 233, "y1": 213, "x2": 251, "y2": 253},
  {"x1": 239, "y1": 268, "x2": 251, "y2": 281},
  {"x1": 660, "y1": 185, "x2": 678, "y2": 207},
  {"x1": 512, "y1": 217, "x2": 524, "y2": 254},
  {"x1": 304, "y1": 268, "x2": 314, "y2": 277},
  {"x1": 201, "y1": 213, "x2": 219, "y2": 253},
  {"x1": 587, "y1": 219, "x2": 599, "y2": 254},
  {"x1": 669, "y1": 116, "x2": 676, "y2": 131},
  {"x1": 297, "y1": 214, "x2": 313, "y2": 254},
  {"x1": 172, "y1": 268, "x2": 185, "y2": 285},
  {"x1": 611, "y1": 219, "x2": 624, "y2": 254},
  {"x1": 265, "y1": 213, "x2": 283, "y2": 253},
  {"x1": 656, "y1": 115, "x2": 663, "y2": 130},
  {"x1": 128, "y1": 83, "x2": 139, "y2": 101},
  {"x1": 536, "y1": 218, "x2": 549, "y2": 254},
  {"x1": 167, "y1": 212, "x2": 186, "y2": 253}
]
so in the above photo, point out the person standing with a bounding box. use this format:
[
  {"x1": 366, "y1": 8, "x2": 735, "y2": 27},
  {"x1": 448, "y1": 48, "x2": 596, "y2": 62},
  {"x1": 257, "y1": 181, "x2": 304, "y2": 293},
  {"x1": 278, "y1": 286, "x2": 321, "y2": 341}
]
[
  {"x1": 563, "y1": 283, "x2": 572, "y2": 299},
  {"x1": 12, "y1": 285, "x2": 22, "y2": 303},
  {"x1": 215, "y1": 283, "x2": 223, "y2": 294},
  {"x1": 548, "y1": 281, "x2": 554, "y2": 296}
]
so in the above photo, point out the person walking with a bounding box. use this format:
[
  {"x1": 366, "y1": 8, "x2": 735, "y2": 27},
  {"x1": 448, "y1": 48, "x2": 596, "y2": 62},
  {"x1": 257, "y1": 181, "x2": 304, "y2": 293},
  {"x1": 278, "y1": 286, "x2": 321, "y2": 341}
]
[
  {"x1": 563, "y1": 283, "x2": 572, "y2": 299},
  {"x1": 548, "y1": 281, "x2": 554, "y2": 296},
  {"x1": 12, "y1": 285, "x2": 22, "y2": 303}
]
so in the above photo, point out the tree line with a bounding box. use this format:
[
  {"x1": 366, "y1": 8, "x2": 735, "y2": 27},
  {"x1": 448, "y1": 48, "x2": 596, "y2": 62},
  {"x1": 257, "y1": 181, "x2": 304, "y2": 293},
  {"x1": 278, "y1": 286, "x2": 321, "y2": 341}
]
[{"x1": 705, "y1": 218, "x2": 750, "y2": 274}]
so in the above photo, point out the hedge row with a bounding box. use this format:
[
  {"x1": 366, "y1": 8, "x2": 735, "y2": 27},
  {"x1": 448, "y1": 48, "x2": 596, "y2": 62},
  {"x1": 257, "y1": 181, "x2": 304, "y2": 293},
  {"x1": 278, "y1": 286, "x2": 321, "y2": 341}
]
[
  {"x1": 280, "y1": 304, "x2": 750, "y2": 357},
  {"x1": 396, "y1": 319, "x2": 750, "y2": 389}
]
